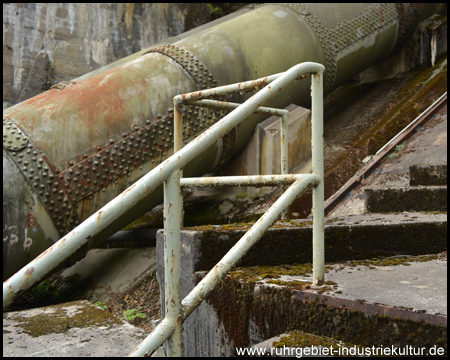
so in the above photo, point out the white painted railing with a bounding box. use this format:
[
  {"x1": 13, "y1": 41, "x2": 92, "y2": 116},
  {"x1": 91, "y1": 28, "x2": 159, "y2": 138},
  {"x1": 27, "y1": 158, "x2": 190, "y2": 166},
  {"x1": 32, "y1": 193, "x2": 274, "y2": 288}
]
[
  {"x1": 130, "y1": 62, "x2": 325, "y2": 356},
  {"x1": 3, "y1": 62, "x2": 325, "y2": 357}
]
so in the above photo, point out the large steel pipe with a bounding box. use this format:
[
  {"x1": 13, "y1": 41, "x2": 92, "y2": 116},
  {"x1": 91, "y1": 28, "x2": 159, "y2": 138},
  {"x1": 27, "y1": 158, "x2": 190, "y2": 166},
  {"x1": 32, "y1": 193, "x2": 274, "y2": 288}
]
[{"x1": 3, "y1": 4, "x2": 445, "y2": 280}]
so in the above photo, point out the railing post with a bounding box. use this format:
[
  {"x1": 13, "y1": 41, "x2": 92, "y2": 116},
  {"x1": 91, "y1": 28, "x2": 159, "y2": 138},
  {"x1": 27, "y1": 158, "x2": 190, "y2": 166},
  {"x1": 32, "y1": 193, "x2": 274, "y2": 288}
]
[
  {"x1": 280, "y1": 112, "x2": 289, "y2": 175},
  {"x1": 311, "y1": 71, "x2": 325, "y2": 285},
  {"x1": 174, "y1": 106, "x2": 183, "y2": 154},
  {"x1": 280, "y1": 112, "x2": 289, "y2": 219},
  {"x1": 163, "y1": 168, "x2": 183, "y2": 356},
  {"x1": 174, "y1": 105, "x2": 184, "y2": 227}
]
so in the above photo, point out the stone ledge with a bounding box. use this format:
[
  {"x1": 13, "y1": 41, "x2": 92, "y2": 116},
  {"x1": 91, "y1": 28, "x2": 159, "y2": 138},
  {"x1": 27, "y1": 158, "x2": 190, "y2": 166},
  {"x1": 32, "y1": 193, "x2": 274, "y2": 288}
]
[
  {"x1": 410, "y1": 164, "x2": 447, "y2": 186},
  {"x1": 365, "y1": 186, "x2": 447, "y2": 212},
  {"x1": 168, "y1": 213, "x2": 447, "y2": 271}
]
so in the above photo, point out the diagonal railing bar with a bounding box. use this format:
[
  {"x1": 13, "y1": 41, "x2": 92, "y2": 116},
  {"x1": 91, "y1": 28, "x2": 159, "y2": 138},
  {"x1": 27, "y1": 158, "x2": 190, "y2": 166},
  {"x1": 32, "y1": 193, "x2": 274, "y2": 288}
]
[{"x1": 130, "y1": 62, "x2": 325, "y2": 356}]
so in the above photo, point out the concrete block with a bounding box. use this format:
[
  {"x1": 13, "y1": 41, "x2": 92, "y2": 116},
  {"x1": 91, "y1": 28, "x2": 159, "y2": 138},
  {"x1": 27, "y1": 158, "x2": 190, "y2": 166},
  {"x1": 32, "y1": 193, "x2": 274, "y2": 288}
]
[
  {"x1": 156, "y1": 230, "x2": 234, "y2": 357},
  {"x1": 260, "y1": 105, "x2": 311, "y2": 175},
  {"x1": 220, "y1": 104, "x2": 311, "y2": 180},
  {"x1": 410, "y1": 164, "x2": 447, "y2": 186},
  {"x1": 365, "y1": 186, "x2": 447, "y2": 212}
]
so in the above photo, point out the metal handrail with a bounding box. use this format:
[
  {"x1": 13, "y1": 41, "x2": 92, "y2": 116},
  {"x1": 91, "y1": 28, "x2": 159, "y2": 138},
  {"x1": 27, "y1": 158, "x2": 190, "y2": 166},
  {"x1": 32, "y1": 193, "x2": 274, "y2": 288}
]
[
  {"x1": 3, "y1": 62, "x2": 325, "y2": 357},
  {"x1": 130, "y1": 62, "x2": 325, "y2": 356}
]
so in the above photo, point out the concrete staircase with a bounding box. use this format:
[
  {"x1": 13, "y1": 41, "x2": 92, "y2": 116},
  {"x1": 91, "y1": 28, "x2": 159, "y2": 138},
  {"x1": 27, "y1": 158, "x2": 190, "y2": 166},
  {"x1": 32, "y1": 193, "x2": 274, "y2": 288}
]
[
  {"x1": 365, "y1": 163, "x2": 447, "y2": 213},
  {"x1": 156, "y1": 162, "x2": 447, "y2": 356}
]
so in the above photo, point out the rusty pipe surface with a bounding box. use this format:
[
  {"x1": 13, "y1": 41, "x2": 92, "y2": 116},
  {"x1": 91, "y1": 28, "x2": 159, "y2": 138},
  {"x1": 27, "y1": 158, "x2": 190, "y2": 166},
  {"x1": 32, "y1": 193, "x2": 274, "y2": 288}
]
[{"x1": 3, "y1": 3, "x2": 446, "y2": 280}]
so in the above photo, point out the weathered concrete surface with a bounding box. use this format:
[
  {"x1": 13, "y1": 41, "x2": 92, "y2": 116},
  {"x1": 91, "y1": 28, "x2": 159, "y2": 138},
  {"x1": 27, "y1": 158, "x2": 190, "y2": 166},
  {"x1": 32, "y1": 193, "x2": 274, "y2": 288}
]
[
  {"x1": 59, "y1": 247, "x2": 157, "y2": 302},
  {"x1": 330, "y1": 103, "x2": 447, "y2": 217},
  {"x1": 410, "y1": 163, "x2": 447, "y2": 186},
  {"x1": 365, "y1": 186, "x2": 447, "y2": 212},
  {"x1": 167, "y1": 255, "x2": 447, "y2": 356},
  {"x1": 3, "y1": 300, "x2": 148, "y2": 357},
  {"x1": 220, "y1": 104, "x2": 312, "y2": 179},
  {"x1": 325, "y1": 258, "x2": 447, "y2": 315},
  {"x1": 156, "y1": 212, "x2": 447, "y2": 356},
  {"x1": 3, "y1": 3, "x2": 213, "y2": 108},
  {"x1": 201, "y1": 256, "x2": 446, "y2": 355},
  {"x1": 167, "y1": 213, "x2": 447, "y2": 271}
]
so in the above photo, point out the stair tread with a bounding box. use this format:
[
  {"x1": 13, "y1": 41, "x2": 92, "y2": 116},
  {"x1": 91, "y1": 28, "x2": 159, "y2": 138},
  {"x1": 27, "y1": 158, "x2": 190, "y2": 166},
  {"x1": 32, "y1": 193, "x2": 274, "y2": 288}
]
[{"x1": 365, "y1": 186, "x2": 447, "y2": 213}]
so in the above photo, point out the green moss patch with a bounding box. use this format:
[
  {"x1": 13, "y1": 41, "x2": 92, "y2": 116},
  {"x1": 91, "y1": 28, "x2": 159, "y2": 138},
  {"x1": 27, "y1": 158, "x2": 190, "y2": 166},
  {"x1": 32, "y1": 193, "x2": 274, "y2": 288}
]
[
  {"x1": 202, "y1": 275, "x2": 447, "y2": 355},
  {"x1": 273, "y1": 330, "x2": 360, "y2": 353},
  {"x1": 4, "y1": 301, "x2": 122, "y2": 338}
]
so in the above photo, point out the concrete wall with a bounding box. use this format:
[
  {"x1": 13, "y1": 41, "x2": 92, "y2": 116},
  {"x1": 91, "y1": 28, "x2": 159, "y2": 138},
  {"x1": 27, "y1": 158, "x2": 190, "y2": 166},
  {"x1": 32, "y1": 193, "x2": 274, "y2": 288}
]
[
  {"x1": 3, "y1": 3, "x2": 212, "y2": 109},
  {"x1": 156, "y1": 230, "x2": 237, "y2": 357},
  {"x1": 219, "y1": 104, "x2": 312, "y2": 195}
]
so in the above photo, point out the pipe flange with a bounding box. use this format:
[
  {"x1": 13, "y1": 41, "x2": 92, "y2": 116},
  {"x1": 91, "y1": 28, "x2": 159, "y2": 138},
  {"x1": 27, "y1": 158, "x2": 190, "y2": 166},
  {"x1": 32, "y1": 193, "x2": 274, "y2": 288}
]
[
  {"x1": 282, "y1": 3, "x2": 336, "y2": 94},
  {"x1": 144, "y1": 44, "x2": 221, "y2": 91},
  {"x1": 3, "y1": 118, "x2": 81, "y2": 236},
  {"x1": 3, "y1": 118, "x2": 29, "y2": 151},
  {"x1": 58, "y1": 113, "x2": 176, "y2": 203},
  {"x1": 143, "y1": 44, "x2": 234, "y2": 165},
  {"x1": 329, "y1": 4, "x2": 398, "y2": 54}
]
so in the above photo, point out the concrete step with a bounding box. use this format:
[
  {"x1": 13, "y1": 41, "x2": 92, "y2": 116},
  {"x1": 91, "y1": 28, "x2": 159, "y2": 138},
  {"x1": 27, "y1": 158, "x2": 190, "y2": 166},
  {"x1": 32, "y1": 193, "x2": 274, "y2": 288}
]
[
  {"x1": 193, "y1": 253, "x2": 447, "y2": 356},
  {"x1": 410, "y1": 163, "x2": 447, "y2": 186},
  {"x1": 3, "y1": 300, "x2": 148, "y2": 357},
  {"x1": 166, "y1": 212, "x2": 446, "y2": 273},
  {"x1": 365, "y1": 186, "x2": 447, "y2": 213},
  {"x1": 156, "y1": 214, "x2": 447, "y2": 356},
  {"x1": 250, "y1": 330, "x2": 358, "y2": 357},
  {"x1": 252, "y1": 326, "x2": 447, "y2": 357}
]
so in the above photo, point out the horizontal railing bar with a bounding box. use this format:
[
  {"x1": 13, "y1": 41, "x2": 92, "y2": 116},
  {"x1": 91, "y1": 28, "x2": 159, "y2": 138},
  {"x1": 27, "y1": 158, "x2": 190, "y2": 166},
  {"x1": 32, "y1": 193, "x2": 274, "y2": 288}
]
[
  {"x1": 186, "y1": 99, "x2": 289, "y2": 117},
  {"x1": 180, "y1": 174, "x2": 316, "y2": 187},
  {"x1": 4, "y1": 62, "x2": 323, "y2": 310},
  {"x1": 180, "y1": 173, "x2": 320, "y2": 320},
  {"x1": 175, "y1": 70, "x2": 311, "y2": 103},
  {"x1": 177, "y1": 73, "x2": 281, "y2": 102},
  {"x1": 129, "y1": 317, "x2": 176, "y2": 357}
]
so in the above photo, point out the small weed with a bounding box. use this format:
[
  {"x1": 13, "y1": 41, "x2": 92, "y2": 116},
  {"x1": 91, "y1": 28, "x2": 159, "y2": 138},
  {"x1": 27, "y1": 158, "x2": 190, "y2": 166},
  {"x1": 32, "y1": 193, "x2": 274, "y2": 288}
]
[
  {"x1": 387, "y1": 141, "x2": 406, "y2": 159},
  {"x1": 394, "y1": 141, "x2": 406, "y2": 152},
  {"x1": 95, "y1": 301, "x2": 108, "y2": 310},
  {"x1": 236, "y1": 193, "x2": 248, "y2": 199},
  {"x1": 206, "y1": 3, "x2": 223, "y2": 16},
  {"x1": 122, "y1": 308, "x2": 147, "y2": 321},
  {"x1": 106, "y1": 273, "x2": 160, "y2": 332}
]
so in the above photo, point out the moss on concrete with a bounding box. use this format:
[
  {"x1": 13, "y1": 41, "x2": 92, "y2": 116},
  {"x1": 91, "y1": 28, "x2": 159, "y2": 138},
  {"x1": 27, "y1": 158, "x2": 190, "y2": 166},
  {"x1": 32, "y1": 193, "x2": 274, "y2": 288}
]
[
  {"x1": 4, "y1": 301, "x2": 122, "y2": 338},
  {"x1": 272, "y1": 329, "x2": 360, "y2": 352},
  {"x1": 189, "y1": 219, "x2": 446, "y2": 272},
  {"x1": 203, "y1": 275, "x2": 447, "y2": 355}
]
